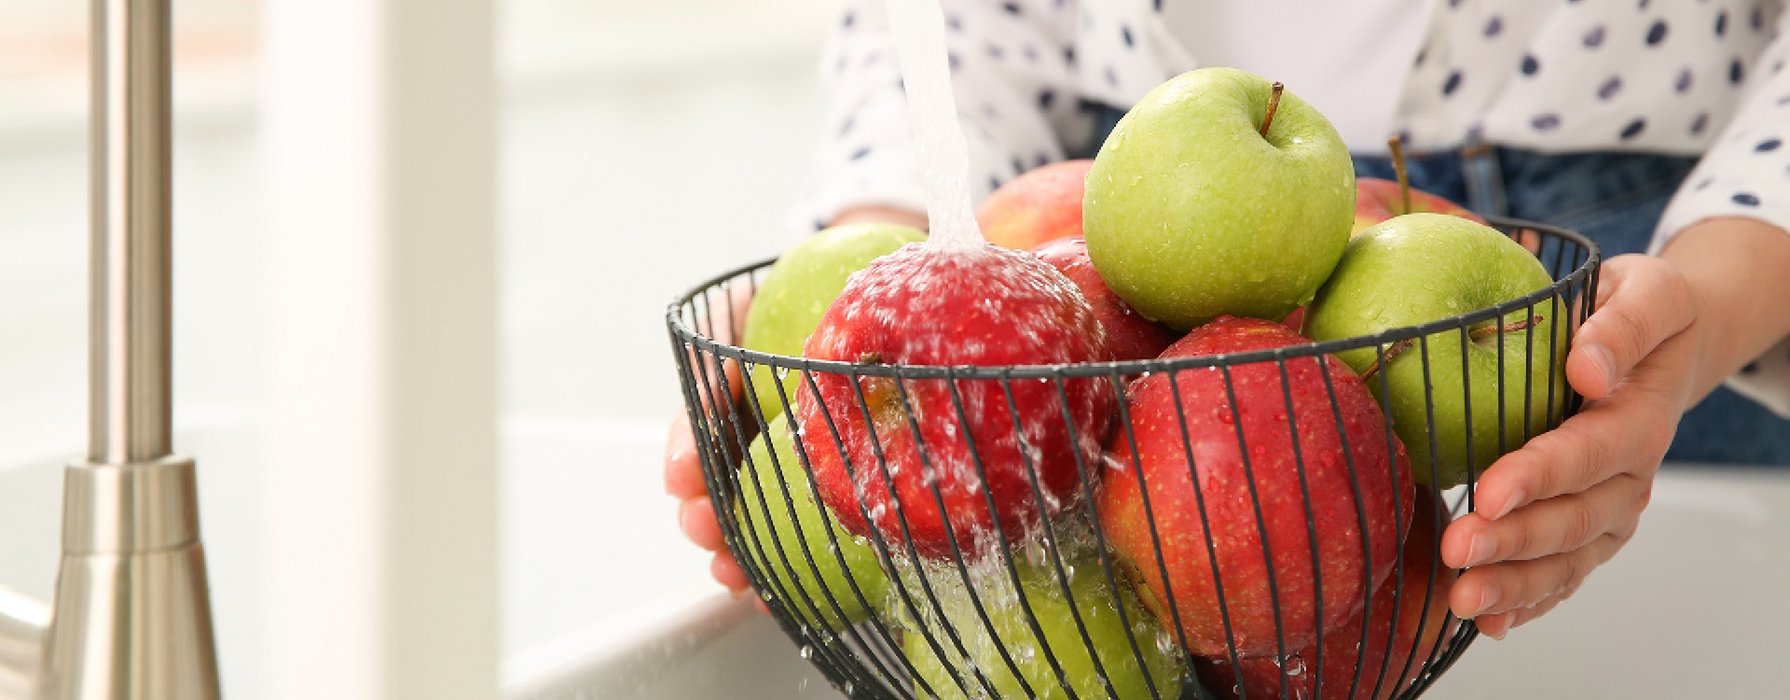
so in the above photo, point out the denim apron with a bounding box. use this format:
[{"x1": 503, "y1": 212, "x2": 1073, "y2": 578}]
[{"x1": 1074, "y1": 104, "x2": 1790, "y2": 465}]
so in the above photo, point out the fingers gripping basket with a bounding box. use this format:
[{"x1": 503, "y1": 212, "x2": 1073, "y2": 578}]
[{"x1": 666, "y1": 219, "x2": 1600, "y2": 699}]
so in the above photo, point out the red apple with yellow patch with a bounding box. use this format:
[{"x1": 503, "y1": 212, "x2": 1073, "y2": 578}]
[{"x1": 977, "y1": 159, "x2": 1093, "y2": 250}]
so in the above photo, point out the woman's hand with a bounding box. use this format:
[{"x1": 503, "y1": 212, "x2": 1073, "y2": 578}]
[
  {"x1": 665, "y1": 410, "x2": 753, "y2": 594},
  {"x1": 1440, "y1": 254, "x2": 1699, "y2": 638},
  {"x1": 1442, "y1": 217, "x2": 1790, "y2": 638}
]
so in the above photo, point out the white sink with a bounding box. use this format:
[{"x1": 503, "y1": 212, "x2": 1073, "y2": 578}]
[{"x1": 507, "y1": 465, "x2": 1790, "y2": 699}]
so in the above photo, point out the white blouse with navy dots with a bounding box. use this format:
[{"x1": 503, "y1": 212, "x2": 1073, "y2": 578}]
[{"x1": 800, "y1": 0, "x2": 1790, "y2": 415}]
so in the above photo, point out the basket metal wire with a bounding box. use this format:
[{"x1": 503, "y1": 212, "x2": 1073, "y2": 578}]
[{"x1": 666, "y1": 219, "x2": 1600, "y2": 699}]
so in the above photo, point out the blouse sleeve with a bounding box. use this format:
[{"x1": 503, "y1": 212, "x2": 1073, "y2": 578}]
[
  {"x1": 797, "y1": 0, "x2": 1088, "y2": 231},
  {"x1": 1649, "y1": 6, "x2": 1790, "y2": 417}
]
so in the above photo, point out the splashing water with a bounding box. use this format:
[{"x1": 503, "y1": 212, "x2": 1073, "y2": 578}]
[{"x1": 883, "y1": 0, "x2": 984, "y2": 252}]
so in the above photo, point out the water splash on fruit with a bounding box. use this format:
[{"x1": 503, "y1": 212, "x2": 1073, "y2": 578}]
[{"x1": 883, "y1": 0, "x2": 983, "y2": 252}]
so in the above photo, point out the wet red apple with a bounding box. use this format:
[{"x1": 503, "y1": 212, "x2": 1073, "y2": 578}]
[
  {"x1": 1195, "y1": 488, "x2": 1461, "y2": 700},
  {"x1": 1097, "y1": 316, "x2": 1412, "y2": 658},
  {"x1": 797, "y1": 243, "x2": 1116, "y2": 560},
  {"x1": 1031, "y1": 236, "x2": 1178, "y2": 362}
]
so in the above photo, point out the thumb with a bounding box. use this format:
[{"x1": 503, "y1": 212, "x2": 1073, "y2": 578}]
[{"x1": 1567, "y1": 255, "x2": 1695, "y2": 401}]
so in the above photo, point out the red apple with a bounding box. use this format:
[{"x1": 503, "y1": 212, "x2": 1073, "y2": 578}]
[
  {"x1": 1096, "y1": 316, "x2": 1412, "y2": 658},
  {"x1": 1281, "y1": 306, "x2": 1307, "y2": 331},
  {"x1": 1352, "y1": 177, "x2": 1485, "y2": 235},
  {"x1": 1195, "y1": 488, "x2": 1461, "y2": 700},
  {"x1": 977, "y1": 159, "x2": 1093, "y2": 250},
  {"x1": 797, "y1": 243, "x2": 1117, "y2": 560},
  {"x1": 1031, "y1": 236, "x2": 1179, "y2": 362}
]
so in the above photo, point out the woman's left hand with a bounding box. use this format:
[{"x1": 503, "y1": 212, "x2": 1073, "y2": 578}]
[{"x1": 1439, "y1": 253, "x2": 1701, "y2": 638}]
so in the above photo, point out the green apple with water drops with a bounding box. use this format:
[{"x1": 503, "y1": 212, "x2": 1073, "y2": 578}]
[
  {"x1": 899, "y1": 544, "x2": 1183, "y2": 700},
  {"x1": 741, "y1": 223, "x2": 926, "y2": 424},
  {"x1": 1302, "y1": 213, "x2": 1570, "y2": 488},
  {"x1": 735, "y1": 416, "x2": 893, "y2": 628},
  {"x1": 1083, "y1": 67, "x2": 1355, "y2": 329}
]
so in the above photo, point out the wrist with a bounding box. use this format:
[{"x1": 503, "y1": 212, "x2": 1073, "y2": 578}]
[{"x1": 1657, "y1": 217, "x2": 1790, "y2": 403}]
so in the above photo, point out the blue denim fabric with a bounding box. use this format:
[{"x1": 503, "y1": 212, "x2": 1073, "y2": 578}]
[{"x1": 1075, "y1": 102, "x2": 1790, "y2": 465}]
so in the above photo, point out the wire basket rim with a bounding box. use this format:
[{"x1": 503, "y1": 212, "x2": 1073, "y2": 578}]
[{"x1": 665, "y1": 216, "x2": 1600, "y2": 379}]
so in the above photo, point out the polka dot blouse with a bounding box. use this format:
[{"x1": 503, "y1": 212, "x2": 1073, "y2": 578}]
[{"x1": 801, "y1": 0, "x2": 1790, "y2": 416}]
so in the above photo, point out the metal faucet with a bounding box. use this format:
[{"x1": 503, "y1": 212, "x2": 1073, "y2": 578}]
[{"x1": 0, "y1": 0, "x2": 223, "y2": 697}]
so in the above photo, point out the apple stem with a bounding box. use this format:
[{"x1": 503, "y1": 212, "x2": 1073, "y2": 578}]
[
  {"x1": 857, "y1": 351, "x2": 883, "y2": 365},
  {"x1": 1468, "y1": 315, "x2": 1545, "y2": 342},
  {"x1": 1360, "y1": 338, "x2": 1415, "y2": 382},
  {"x1": 1361, "y1": 315, "x2": 1548, "y2": 380},
  {"x1": 1260, "y1": 81, "x2": 1285, "y2": 138},
  {"x1": 1387, "y1": 135, "x2": 1412, "y2": 215}
]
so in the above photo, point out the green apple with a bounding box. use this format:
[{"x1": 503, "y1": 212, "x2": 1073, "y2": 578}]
[
  {"x1": 1083, "y1": 67, "x2": 1355, "y2": 329},
  {"x1": 899, "y1": 546, "x2": 1183, "y2": 700},
  {"x1": 735, "y1": 415, "x2": 892, "y2": 628},
  {"x1": 740, "y1": 223, "x2": 926, "y2": 423},
  {"x1": 1303, "y1": 213, "x2": 1569, "y2": 488}
]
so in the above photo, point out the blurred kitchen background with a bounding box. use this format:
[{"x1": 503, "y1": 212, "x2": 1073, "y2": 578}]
[{"x1": 0, "y1": 0, "x2": 834, "y2": 697}]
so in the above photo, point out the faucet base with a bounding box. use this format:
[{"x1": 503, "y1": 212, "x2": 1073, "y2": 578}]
[
  {"x1": 38, "y1": 545, "x2": 220, "y2": 700},
  {"x1": 34, "y1": 457, "x2": 219, "y2": 700}
]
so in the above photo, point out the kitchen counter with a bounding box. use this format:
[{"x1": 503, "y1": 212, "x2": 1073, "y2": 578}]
[{"x1": 509, "y1": 464, "x2": 1790, "y2": 699}]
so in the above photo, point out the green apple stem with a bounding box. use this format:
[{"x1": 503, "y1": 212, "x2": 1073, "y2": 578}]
[
  {"x1": 1260, "y1": 81, "x2": 1285, "y2": 138},
  {"x1": 1360, "y1": 338, "x2": 1415, "y2": 382},
  {"x1": 1361, "y1": 315, "x2": 1547, "y2": 380},
  {"x1": 1387, "y1": 135, "x2": 1412, "y2": 215},
  {"x1": 1468, "y1": 315, "x2": 1545, "y2": 342}
]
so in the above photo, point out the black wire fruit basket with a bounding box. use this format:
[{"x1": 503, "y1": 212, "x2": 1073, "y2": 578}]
[{"x1": 666, "y1": 218, "x2": 1600, "y2": 699}]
